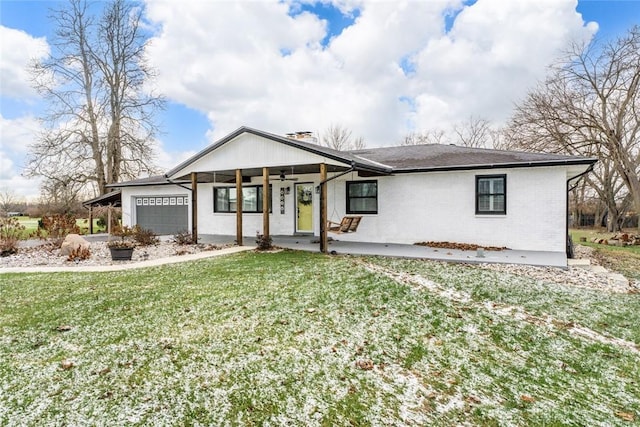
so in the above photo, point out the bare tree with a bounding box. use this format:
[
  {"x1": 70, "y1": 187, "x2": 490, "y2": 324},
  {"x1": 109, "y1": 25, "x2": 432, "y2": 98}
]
[
  {"x1": 321, "y1": 124, "x2": 366, "y2": 151},
  {"x1": 453, "y1": 116, "x2": 491, "y2": 148},
  {"x1": 27, "y1": 0, "x2": 164, "y2": 198},
  {"x1": 400, "y1": 129, "x2": 447, "y2": 145},
  {"x1": 0, "y1": 190, "x2": 17, "y2": 216},
  {"x1": 505, "y1": 26, "x2": 640, "y2": 231}
]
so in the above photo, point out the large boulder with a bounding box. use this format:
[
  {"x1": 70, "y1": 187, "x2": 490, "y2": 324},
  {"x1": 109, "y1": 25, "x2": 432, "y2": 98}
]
[{"x1": 59, "y1": 234, "x2": 90, "y2": 257}]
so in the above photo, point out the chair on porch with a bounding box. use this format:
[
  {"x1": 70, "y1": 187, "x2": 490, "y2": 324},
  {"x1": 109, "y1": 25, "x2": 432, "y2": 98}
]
[{"x1": 327, "y1": 216, "x2": 362, "y2": 234}]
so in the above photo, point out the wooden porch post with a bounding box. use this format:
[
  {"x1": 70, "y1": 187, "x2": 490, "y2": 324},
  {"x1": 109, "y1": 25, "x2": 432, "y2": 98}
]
[
  {"x1": 191, "y1": 172, "x2": 198, "y2": 242},
  {"x1": 320, "y1": 163, "x2": 328, "y2": 253},
  {"x1": 236, "y1": 169, "x2": 243, "y2": 246},
  {"x1": 89, "y1": 205, "x2": 93, "y2": 235},
  {"x1": 107, "y1": 204, "x2": 112, "y2": 235},
  {"x1": 263, "y1": 167, "x2": 270, "y2": 238}
]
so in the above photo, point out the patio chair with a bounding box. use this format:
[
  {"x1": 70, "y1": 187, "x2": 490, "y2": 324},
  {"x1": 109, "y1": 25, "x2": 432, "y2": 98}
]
[{"x1": 327, "y1": 216, "x2": 362, "y2": 233}]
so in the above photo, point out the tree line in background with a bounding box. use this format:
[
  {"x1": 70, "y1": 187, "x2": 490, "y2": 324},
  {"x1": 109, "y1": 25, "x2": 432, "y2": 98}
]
[{"x1": 21, "y1": 0, "x2": 639, "y2": 231}]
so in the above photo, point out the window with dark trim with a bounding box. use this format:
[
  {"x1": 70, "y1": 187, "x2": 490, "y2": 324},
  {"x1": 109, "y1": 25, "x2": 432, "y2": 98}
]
[
  {"x1": 476, "y1": 175, "x2": 506, "y2": 215},
  {"x1": 346, "y1": 180, "x2": 378, "y2": 214},
  {"x1": 214, "y1": 185, "x2": 272, "y2": 213}
]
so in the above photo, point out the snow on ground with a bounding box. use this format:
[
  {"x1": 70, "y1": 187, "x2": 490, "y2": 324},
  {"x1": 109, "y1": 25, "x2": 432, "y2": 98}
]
[{"x1": 361, "y1": 261, "x2": 640, "y2": 355}]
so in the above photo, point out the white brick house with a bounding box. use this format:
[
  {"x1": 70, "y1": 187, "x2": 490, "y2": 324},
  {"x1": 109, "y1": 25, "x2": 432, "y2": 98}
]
[{"x1": 111, "y1": 126, "x2": 596, "y2": 256}]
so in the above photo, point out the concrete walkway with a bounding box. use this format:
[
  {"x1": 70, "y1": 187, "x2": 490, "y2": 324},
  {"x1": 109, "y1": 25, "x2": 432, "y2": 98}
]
[{"x1": 0, "y1": 246, "x2": 255, "y2": 274}]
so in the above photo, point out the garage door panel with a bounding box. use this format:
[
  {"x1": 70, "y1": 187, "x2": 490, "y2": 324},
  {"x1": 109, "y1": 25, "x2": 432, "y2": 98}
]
[{"x1": 135, "y1": 196, "x2": 188, "y2": 235}]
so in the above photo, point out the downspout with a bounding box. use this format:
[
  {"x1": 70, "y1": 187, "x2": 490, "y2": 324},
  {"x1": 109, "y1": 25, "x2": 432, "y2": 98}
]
[{"x1": 566, "y1": 163, "x2": 595, "y2": 258}]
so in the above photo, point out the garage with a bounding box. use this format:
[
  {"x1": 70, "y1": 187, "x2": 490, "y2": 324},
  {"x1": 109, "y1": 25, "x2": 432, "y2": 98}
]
[{"x1": 135, "y1": 195, "x2": 189, "y2": 235}]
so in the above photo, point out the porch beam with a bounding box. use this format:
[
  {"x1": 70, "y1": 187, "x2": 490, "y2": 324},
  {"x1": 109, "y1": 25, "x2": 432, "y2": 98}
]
[
  {"x1": 236, "y1": 169, "x2": 243, "y2": 246},
  {"x1": 320, "y1": 163, "x2": 328, "y2": 253},
  {"x1": 191, "y1": 172, "x2": 198, "y2": 242},
  {"x1": 262, "y1": 167, "x2": 270, "y2": 239}
]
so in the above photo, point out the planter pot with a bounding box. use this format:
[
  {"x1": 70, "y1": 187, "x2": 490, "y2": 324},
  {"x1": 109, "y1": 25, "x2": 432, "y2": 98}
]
[{"x1": 109, "y1": 247, "x2": 134, "y2": 261}]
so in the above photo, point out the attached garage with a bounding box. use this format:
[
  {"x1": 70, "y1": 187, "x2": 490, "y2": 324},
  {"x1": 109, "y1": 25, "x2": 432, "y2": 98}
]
[{"x1": 135, "y1": 195, "x2": 189, "y2": 235}]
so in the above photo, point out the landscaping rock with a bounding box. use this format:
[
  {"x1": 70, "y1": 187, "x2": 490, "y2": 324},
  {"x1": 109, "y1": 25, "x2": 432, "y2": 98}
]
[{"x1": 59, "y1": 234, "x2": 90, "y2": 257}]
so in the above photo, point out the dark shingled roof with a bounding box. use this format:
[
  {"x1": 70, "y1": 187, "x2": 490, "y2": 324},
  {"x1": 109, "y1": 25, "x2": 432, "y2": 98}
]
[
  {"x1": 349, "y1": 144, "x2": 596, "y2": 171},
  {"x1": 110, "y1": 128, "x2": 597, "y2": 187}
]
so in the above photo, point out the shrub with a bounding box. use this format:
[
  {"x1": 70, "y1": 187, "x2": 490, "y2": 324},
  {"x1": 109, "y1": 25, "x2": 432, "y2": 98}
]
[
  {"x1": 133, "y1": 225, "x2": 159, "y2": 246},
  {"x1": 40, "y1": 214, "x2": 80, "y2": 246},
  {"x1": 173, "y1": 230, "x2": 197, "y2": 245},
  {"x1": 66, "y1": 246, "x2": 91, "y2": 262},
  {"x1": 107, "y1": 225, "x2": 136, "y2": 249},
  {"x1": 255, "y1": 232, "x2": 273, "y2": 251},
  {"x1": 0, "y1": 217, "x2": 25, "y2": 257}
]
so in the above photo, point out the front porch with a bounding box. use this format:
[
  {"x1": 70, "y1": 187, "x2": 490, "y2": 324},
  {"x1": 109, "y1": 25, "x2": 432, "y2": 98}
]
[{"x1": 198, "y1": 234, "x2": 568, "y2": 268}]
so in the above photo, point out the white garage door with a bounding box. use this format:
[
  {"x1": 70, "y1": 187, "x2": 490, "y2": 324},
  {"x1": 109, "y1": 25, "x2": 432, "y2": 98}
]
[{"x1": 135, "y1": 196, "x2": 189, "y2": 235}]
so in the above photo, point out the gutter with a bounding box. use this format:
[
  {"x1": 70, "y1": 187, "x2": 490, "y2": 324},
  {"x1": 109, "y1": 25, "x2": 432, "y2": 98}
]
[
  {"x1": 565, "y1": 163, "x2": 596, "y2": 259},
  {"x1": 394, "y1": 158, "x2": 598, "y2": 174}
]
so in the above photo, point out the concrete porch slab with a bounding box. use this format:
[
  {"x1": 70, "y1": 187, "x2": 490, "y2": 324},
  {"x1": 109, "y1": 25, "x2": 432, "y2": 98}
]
[{"x1": 200, "y1": 234, "x2": 568, "y2": 268}]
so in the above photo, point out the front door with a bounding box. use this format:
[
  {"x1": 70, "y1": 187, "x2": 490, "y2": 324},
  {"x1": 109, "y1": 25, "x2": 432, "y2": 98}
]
[{"x1": 295, "y1": 183, "x2": 314, "y2": 233}]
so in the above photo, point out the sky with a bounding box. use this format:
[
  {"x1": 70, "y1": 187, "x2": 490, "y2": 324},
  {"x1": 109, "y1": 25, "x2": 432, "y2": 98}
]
[{"x1": 1, "y1": 0, "x2": 638, "y2": 201}]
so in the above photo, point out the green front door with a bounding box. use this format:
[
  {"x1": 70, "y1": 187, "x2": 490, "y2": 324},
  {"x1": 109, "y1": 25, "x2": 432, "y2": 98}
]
[{"x1": 295, "y1": 183, "x2": 313, "y2": 233}]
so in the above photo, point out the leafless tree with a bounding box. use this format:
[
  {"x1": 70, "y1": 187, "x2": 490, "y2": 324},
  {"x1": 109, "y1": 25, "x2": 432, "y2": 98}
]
[
  {"x1": 505, "y1": 26, "x2": 640, "y2": 231},
  {"x1": 321, "y1": 124, "x2": 366, "y2": 151},
  {"x1": 400, "y1": 129, "x2": 447, "y2": 146},
  {"x1": 453, "y1": 116, "x2": 491, "y2": 148},
  {"x1": 27, "y1": 0, "x2": 164, "y2": 198},
  {"x1": 0, "y1": 190, "x2": 17, "y2": 216}
]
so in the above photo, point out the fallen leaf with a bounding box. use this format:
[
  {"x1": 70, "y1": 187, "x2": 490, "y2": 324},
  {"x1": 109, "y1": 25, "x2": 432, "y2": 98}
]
[
  {"x1": 520, "y1": 395, "x2": 535, "y2": 403},
  {"x1": 355, "y1": 359, "x2": 374, "y2": 371},
  {"x1": 615, "y1": 411, "x2": 635, "y2": 422},
  {"x1": 60, "y1": 360, "x2": 74, "y2": 370},
  {"x1": 466, "y1": 395, "x2": 481, "y2": 404}
]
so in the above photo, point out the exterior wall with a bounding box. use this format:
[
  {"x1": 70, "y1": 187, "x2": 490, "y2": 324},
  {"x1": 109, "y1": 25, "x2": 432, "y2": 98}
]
[
  {"x1": 121, "y1": 167, "x2": 568, "y2": 252},
  {"x1": 121, "y1": 185, "x2": 191, "y2": 230},
  {"x1": 328, "y1": 166, "x2": 567, "y2": 252},
  {"x1": 197, "y1": 174, "x2": 322, "y2": 237}
]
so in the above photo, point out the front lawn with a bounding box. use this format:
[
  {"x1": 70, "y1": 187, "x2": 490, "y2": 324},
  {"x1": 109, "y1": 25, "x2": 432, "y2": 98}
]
[{"x1": 1, "y1": 251, "x2": 639, "y2": 425}]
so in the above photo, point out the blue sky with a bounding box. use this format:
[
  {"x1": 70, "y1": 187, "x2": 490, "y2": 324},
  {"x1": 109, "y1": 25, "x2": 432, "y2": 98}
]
[{"x1": 1, "y1": 0, "x2": 638, "y2": 199}]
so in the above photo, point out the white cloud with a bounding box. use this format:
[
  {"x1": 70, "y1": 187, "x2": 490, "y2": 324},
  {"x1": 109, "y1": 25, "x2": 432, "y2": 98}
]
[
  {"x1": 0, "y1": 26, "x2": 49, "y2": 99},
  {"x1": 0, "y1": 114, "x2": 42, "y2": 199},
  {"x1": 143, "y1": 0, "x2": 596, "y2": 147}
]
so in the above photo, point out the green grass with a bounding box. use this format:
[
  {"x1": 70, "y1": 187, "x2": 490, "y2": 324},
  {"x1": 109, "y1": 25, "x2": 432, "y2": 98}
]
[
  {"x1": 570, "y1": 228, "x2": 640, "y2": 281},
  {"x1": 1, "y1": 251, "x2": 639, "y2": 425}
]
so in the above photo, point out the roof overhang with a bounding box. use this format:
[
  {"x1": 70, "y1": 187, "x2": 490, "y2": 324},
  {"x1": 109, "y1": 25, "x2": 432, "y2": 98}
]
[
  {"x1": 82, "y1": 190, "x2": 122, "y2": 207},
  {"x1": 165, "y1": 126, "x2": 392, "y2": 180}
]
